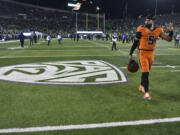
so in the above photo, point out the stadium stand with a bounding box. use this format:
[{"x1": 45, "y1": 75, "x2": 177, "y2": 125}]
[{"x1": 0, "y1": 0, "x2": 180, "y2": 41}]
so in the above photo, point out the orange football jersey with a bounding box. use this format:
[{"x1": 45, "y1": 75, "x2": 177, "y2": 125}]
[{"x1": 137, "y1": 26, "x2": 164, "y2": 50}]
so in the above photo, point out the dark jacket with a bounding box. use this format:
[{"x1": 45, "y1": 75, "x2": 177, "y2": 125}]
[{"x1": 19, "y1": 33, "x2": 24, "y2": 42}]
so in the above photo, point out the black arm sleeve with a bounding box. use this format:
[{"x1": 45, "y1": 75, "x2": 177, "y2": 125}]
[
  {"x1": 168, "y1": 31, "x2": 173, "y2": 39},
  {"x1": 129, "y1": 32, "x2": 141, "y2": 55},
  {"x1": 129, "y1": 39, "x2": 139, "y2": 55},
  {"x1": 136, "y1": 32, "x2": 142, "y2": 39}
]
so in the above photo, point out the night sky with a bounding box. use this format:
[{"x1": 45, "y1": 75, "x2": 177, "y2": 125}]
[{"x1": 13, "y1": 0, "x2": 180, "y2": 19}]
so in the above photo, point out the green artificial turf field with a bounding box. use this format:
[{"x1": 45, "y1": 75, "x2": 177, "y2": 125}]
[{"x1": 0, "y1": 38, "x2": 180, "y2": 135}]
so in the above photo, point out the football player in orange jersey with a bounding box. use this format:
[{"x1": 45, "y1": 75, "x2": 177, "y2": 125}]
[{"x1": 129, "y1": 15, "x2": 173, "y2": 100}]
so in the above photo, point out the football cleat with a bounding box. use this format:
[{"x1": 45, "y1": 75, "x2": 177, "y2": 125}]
[
  {"x1": 127, "y1": 60, "x2": 139, "y2": 73},
  {"x1": 144, "y1": 92, "x2": 151, "y2": 100},
  {"x1": 139, "y1": 85, "x2": 145, "y2": 94}
]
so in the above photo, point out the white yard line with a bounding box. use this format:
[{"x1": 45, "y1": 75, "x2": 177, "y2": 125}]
[
  {"x1": 0, "y1": 39, "x2": 31, "y2": 44},
  {"x1": 0, "y1": 40, "x2": 19, "y2": 44},
  {"x1": 7, "y1": 40, "x2": 47, "y2": 50},
  {"x1": 8, "y1": 46, "x2": 29, "y2": 50},
  {"x1": 0, "y1": 117, "x2": 180, "y2": 133}
]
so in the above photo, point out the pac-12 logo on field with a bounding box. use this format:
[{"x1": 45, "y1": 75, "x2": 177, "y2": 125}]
[{"x1": 0, "y1": 60, "x2": 129, "y2": 85}]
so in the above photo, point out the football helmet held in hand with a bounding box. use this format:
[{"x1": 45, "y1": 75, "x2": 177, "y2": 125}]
[{"x1": 127, "y1": 60, "x2": 139, "y2": 73}]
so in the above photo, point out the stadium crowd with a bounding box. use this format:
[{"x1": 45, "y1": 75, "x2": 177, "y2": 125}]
[{"x1": 0, "y1": 0, "x2": 180, "y2": 45}]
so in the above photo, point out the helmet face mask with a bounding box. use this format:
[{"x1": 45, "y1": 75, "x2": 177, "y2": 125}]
[{"x1": 127, "y1": 60, "x2": 139, "y2": 73}]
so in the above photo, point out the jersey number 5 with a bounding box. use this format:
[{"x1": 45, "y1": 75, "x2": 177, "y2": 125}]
[{"x1": 148, "y1": 35, "x2": 155, "y2": 45}]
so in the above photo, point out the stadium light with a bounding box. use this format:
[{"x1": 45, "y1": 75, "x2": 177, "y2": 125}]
[
  {"x1": 23, "y1": 32, "x2": 31, "y2": 36},
  {"x1": 68, "y1": 2, "x2": 82, "y2": 11},
  {"x1": 68, "y1": 3, "x2": 77, "y2": 8},
  {"x1": 96, "y1": 6, "x2": 100, "y2": 11}
]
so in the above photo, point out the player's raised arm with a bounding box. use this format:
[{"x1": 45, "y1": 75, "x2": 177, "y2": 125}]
[{"x1": 160, "y1": 23, "x2": 173, "y2": 41}]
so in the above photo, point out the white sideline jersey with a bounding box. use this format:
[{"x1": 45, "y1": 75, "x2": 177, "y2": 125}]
[
  {"x1": 57, "y1": 35, "x2": 61, "y2": 39},
  {"x1": 46, "y1": 36, "x2": 51, "y2": 41},
  {"x1": 176, "y1": 34, "x2": 180, "y2": 40},
  {"x1": 112, "y1": 36, "x2": 117, "y2": 42}
]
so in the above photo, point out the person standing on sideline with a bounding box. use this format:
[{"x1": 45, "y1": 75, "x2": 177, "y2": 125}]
[
  {"x1": 122, "y1": 33, "x2": 126, "y2": 44},
  {"x1": 33, "y1": 32, "x2": 37, "y2": 44},
  {"x1": 112, "y1": 32, "x2": 118, "y2": 51},
  {"x1": 46, "y1": 34, "x2": 51, "y2": 46},
  {"x1": 175, "y1": 33, "x2": 180, "y2": 47},
  {"x1": 19, "y1": 32, "x2": 25, "y2": 48},
  {"x1": 73, "y1": 34, "x2": 76, "y2": 42},
  {"x1": 57, "y1": 33, "x2": 62, "y2": 45},
  {"x1": 77, "y1": 34, "x2": 79, "y2": 42},
  {"x1": 30, "y1": 33, "x2": 33, "y2": 46},
  {"x1": 118, "y1": 34, "x2": 122, "y2": 42},
  {"x1": 129, "y1": 15, "x2": 173, "y2": 100}
]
